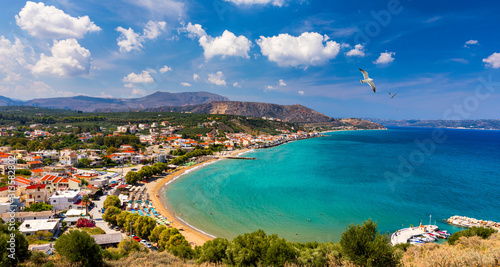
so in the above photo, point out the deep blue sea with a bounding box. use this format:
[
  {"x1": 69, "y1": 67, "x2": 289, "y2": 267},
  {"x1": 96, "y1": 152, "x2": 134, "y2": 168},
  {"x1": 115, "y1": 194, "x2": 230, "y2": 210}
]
[{"x1": 164, "y1": 127, "x2": 500, "y2": 243}]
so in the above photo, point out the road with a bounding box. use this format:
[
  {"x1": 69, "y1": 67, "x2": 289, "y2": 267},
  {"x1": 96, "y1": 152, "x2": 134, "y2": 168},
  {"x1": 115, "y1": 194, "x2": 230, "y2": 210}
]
[{"x1": 89, "y1": 192, "x2": 123, "y2": 235}]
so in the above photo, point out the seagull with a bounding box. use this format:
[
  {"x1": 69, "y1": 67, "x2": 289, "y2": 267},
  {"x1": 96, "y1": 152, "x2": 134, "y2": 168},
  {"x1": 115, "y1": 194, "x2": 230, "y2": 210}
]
[
  {"x1": 389, "y1": 92, "x2": 398, "y2": 98},
  {"x1": 359, "y1": 68, "x2": 376, "y2": 93}
]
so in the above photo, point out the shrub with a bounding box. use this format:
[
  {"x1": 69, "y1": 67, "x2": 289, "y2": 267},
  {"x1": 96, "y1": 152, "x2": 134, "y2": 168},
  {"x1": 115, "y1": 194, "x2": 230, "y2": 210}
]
[
  {"x1": 75, "y1": 218, "x2": 95, "y2": 228},
  {"x1": 448, "y1": 226, "x2": 498, "y2": 245},
  {"x1": 54, "y1": 230, "x2": 103, "y2": 266}
]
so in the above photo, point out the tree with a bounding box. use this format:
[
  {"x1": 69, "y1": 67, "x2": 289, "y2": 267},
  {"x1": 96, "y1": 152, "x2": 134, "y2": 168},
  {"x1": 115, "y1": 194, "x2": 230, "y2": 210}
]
[
  {"x1": 448, "y1": 227, "x2": 497, "y2": 245},
  {"x1": 116, "y1": 211, "x2": 129, "y2": 228},
  {"x1": 225, "y1": 229, "x2": 270, "y2": 266},
  {"x1": 125, "y1": 171, "x2": 140, "y2": 184},
  {"x1": 23, "y1": 203, "x2": 53, "y2": 212},
  {"x1": 106, "y1": 147, "x2": 118, "y2": 155},
  {"x1": 117, "y1": 237, "x2": 142, "y2": 256},
  {"x1": 149, "y1": 225, "x2": 166, "y2": 244},
  {"x1": 264, "y1": 236, "x2": 298, "y2": 267},
  {"x1": 103, "y1": 195, "x2": 121, "y2": 209},
  {"x1": 158, "y1": 228, "x2": 189, "y2": 251},
  {"x1": 54, "y1": 230, "x2": 103, "y2": 267},
  {"x1": 133, "y1": 216, "x2": 156, "y2": 239},
  {"x1": 102, "y1": 206, "x2": 121, "y2": 226},
  {"x1": 82, "y1": 195, "x2": 91, "y2": 217},
  {"x1": 197, "y1": 238, "x2": 230, "y2": 264},
  {"x1": 339, "y1": 219, "x2": 396, "y2": 267},
  {"x1": 0, "y1": 220, "x2": 30, "y2": 266}
]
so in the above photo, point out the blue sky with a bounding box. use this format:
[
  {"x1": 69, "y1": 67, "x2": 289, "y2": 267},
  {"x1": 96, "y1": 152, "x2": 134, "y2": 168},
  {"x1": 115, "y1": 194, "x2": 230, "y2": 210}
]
[{"x1": 0, "y1": 0, "x2": 499, "y2": 119}]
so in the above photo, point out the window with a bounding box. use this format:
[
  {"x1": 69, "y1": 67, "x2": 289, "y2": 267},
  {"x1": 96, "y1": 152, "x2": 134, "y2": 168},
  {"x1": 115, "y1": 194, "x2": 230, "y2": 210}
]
[
  {"x1": 38, "y1": 195, "x2": 40, "y2": 198},
  {"x1": 53, "y1": 200, "x2": 56, "y2": 203}
]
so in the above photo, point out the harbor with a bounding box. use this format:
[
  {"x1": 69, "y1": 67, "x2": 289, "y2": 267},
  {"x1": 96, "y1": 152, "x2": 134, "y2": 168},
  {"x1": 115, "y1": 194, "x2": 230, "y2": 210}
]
[
  {"x1": 446, "y1": 215, "x2": 500, "y2": 231},
  {"x1": 391, "y1": 224, "x2": 450, "y2": 246}
]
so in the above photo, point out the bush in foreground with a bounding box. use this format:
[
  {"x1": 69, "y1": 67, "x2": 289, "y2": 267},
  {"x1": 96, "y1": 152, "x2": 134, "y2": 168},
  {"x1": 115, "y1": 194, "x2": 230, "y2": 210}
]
[
  {"x1": 447, "y1": 226, "x2": 497, "y2": 245},
  {"x1": 54, "y1": 230, "x2": 103, "y2": 267}
]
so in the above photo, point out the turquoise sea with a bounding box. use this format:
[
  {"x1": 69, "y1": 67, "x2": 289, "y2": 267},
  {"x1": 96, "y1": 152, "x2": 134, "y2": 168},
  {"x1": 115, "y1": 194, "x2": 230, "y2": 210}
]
[{"x1": 164, "y1": 127, "x2": 500, "y2": 243}]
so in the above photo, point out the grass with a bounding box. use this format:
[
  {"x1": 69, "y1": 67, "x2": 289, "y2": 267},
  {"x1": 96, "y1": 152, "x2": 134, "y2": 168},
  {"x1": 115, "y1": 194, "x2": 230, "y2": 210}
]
[{"x1": 74, "y1": 227, "x2": 106, "y2": 235}]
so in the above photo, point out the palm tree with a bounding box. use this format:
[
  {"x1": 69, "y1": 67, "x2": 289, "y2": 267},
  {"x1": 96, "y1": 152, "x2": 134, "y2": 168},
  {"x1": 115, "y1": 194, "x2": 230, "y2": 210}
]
[{"x1": 82, "y1": 195, "x2": 91, "y2": 217}]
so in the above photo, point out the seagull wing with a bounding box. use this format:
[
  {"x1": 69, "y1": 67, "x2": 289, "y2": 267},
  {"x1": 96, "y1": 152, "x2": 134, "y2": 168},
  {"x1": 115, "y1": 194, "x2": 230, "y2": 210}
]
[
  {"x1": 359, "y1": 68, "x2": 370, "y2": 80},
  {"x1": 367, "y1": 81, "x2": 376, "y2": 93},
  {"x1": 391, "y1": 93, "x2": 397, "y2": 98}
]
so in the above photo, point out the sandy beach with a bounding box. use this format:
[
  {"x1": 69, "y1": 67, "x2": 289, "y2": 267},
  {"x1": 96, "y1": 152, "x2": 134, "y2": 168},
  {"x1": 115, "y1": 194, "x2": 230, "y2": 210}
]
[{"x1": 145, "y1": 148, "x2": 250, "y2": 246}]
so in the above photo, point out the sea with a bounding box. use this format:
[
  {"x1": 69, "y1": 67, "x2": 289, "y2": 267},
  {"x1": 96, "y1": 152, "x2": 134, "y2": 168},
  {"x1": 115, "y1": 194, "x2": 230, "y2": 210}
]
[{"x1": 164, "y1": 127, "x2": 500, "y2": 243}]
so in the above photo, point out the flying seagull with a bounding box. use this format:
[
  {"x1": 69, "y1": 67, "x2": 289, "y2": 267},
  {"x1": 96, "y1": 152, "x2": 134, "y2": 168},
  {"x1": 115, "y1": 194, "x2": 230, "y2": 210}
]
[
  {"x1": 359, "y1": 68, "x2": 376, "y2": 93},
  {"x1": 389, "y1": 92, "x2": 398, "y2": 98}
]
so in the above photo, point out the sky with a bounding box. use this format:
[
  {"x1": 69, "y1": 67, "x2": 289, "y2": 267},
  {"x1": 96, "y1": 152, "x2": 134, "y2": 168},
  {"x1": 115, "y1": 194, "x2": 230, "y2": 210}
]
[{"x1": 0, "y1": 0, "x2": 499, "y2": 119}]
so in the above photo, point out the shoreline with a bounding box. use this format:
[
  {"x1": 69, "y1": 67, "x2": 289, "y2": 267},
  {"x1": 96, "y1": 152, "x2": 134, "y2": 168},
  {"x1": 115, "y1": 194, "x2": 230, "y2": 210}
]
[{"x1": 146, "y1": 148, "x2": 250, "y2": 246}]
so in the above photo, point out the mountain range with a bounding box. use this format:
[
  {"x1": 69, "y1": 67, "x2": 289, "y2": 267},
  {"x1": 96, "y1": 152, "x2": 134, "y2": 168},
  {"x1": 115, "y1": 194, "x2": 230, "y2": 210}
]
[{"x1": 0, "y1": 91, "x2": 383, "y2": 128}]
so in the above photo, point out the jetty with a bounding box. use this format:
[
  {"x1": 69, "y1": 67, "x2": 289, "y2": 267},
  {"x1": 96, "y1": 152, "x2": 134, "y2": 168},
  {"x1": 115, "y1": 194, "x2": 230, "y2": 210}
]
[
  {"x1": 226, "y1": 157, "x2": 256, "y2": 160},
  {"x1": 446, "y1": 215, "x2": 500, "y2": 230},
  {"x1": 391, "y1": 224, "x2": 439, "y2": 246}
]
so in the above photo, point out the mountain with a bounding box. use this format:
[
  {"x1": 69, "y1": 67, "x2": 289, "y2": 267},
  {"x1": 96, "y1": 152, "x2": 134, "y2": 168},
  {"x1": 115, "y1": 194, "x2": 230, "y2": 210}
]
[
  {"x1": 0, "y1": 96, "x2": 24, "y2": 106},
  {"x1": 149, "y1": 101, "x2": 385, "y2": 129},
  {"x1": 18, "y1": 91, "x2": 229, "y2": 112}
]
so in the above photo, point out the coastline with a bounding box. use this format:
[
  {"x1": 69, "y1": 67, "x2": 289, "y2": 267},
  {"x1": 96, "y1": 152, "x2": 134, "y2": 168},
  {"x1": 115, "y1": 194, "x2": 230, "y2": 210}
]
[{"x1": 146, "y1": 148, "x2": 250, "y2": 246}]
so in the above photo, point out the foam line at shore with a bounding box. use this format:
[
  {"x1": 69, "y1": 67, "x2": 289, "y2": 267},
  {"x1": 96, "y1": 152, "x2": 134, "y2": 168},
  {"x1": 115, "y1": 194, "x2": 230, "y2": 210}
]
[
  {"x1": 163, "y1": 160, "x2": 220, "y2": 187},
  {"x1": 175, "y1": 215, "x2": 218, "y2": 238}
]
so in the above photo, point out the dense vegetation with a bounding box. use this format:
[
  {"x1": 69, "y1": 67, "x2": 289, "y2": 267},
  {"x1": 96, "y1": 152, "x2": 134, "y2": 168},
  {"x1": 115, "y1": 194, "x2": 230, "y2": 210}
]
[
  {"x1": 23, "y1": 203, "x2": 53, "y2": 212},
  {"x1": 447, "y1": 226, "x2": 498, "y2": 245}
]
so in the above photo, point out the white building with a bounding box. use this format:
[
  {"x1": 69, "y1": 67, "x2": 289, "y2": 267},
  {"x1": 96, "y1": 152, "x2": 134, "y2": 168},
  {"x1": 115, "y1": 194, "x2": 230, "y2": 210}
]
[
  {"x1": 49, "y1": 190, "x2": 81, "y2": 210},
  {"x1": 18, "y1": 219, "x2": 59, "y2": 236}
]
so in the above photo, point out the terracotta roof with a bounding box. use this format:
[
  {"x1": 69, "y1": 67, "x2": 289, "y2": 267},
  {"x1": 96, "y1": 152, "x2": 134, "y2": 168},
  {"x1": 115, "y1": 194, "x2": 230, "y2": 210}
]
[
  {"x1": 0, "y1": 185, "x2": 17, "y2": 192},
  {"x1": 14, "y1": 177, "x2": 31, "y2": 185},
  {"x1": 26, "y1": 184, "x2": 46, "y2": 190},
  {"x1": 69, "y1": 178, "x2": 81, "y2": 183},
  {"x1": 31, "y1": 169, "x2": 44, "y2": 173},
  {"x1": 28, "y1": 161, "x2": 43, "y2": 164}
]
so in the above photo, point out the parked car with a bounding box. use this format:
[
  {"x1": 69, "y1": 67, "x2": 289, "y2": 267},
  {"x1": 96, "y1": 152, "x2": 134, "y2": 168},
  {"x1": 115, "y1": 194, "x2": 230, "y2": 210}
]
[{"x1": 133, "y1": 236, "x2": 141, "y2": 242}]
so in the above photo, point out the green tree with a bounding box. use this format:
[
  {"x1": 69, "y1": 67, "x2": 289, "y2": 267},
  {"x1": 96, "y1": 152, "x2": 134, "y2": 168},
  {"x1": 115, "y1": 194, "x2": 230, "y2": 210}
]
[
  {"x1": 54, "y1": 230, "x2": 103, "y2": 267},
  {"x1": 102, "y1": 206, "x2": 121, "y2": 225},
  {"x1": 24, "y1": 203, "x2": 53, "y2": 212},
  {"x1": 116, "y1": 211, "x2": 129, "y2": 228},
  {"x1": 339, "y1": 219, "x2": 396, "y2": 267},
  {"x1": 197, "y1": 238, "x2": 230, "y2": 264},
  {"x1": 125, "y1": 171, "x2": 140, "y2": 184},
  {"x1": 158, "y1": 228, "x2": 189, "y2": 251},
  {"x1": 264, "y1": 235, "x2": 298, "y2": 267},
  {"x1": 103, "y1": 195, "x2": 121, "y2": 209},
  {"x1": 0, "y1": 220, "x2": 30, "y2": 266},
  {"x1": 82, "y1": 195, "x2": 91, "y2": 217},
  {"x1": 117, "y1": 237, "x2": 142, "y2": 256},
  {"x1": 133, "y1": 216, "x2": 156, "y2": 239},
  {"x1": 447, "y1": 227, "x2": 497, "y2": 245},
  {"x1": 148, "y1": 225, "x2": 166, "y2": 244},
  {"x1": 225, "y1": 229, "x2": 270, "y2": 266}
]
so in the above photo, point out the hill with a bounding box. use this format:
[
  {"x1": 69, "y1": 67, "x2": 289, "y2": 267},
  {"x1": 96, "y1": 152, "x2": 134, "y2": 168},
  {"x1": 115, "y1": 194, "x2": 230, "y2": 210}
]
[
  {"x1": 150, "y1": 101, "x2": 385, "y2": 129},
  {"x1": 0, "y1": 91, "x2": 229, "y2": 112}
]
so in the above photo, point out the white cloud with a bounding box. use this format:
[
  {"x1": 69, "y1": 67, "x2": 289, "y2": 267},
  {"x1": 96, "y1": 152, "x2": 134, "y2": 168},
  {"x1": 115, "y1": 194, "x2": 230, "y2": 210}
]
[
  {"x1": 298, "y1": 90, "x2": 304, "y2": 95},
  {"x1": 0, "y1": 81, "x2": 74, "y2": 99},
  {"x1": 0, "y1": 36, "x2": 33, "y2": 81},
  {"x1": 122, "y1": 70, "x2": 154, "y2": 84},
  {"x1": 16, "y1": 1, "x2": 101, "y2": 39},
  {"x1": 265, "y1": 85, "x2": 275, "y2": 91},
  {"x1": 208, "y1": 71, "x2": 226, "y2": 86},
  {"x1": 483, "y1": 53, "x2": 500, "y2": 69},
  {"x1": 143, "y1": 21, "x2": 167, "y2": 39},
  {"x1": 257, "y1": 32, "x2": 340, "y2": 67},
  {"x1": 31, "y1": 39, "x2": 91, "y2": 77},
  {"x1": 233, "y1": 82, "x2": 241, "y2": 87},
  {"x1": 180, "y1": 82, "x2": 191, "y2": 87},
  {"x1": 116, "y1": 20, "x2": 167, "y2": 53},
  {"x1": 346, "y1": 44, "x2": 365, "y2": 57},
  {"x1": 193, "y1": 73, "x2": 200, "y2": 81},
  {"x1": 183, "y1": 22, "x2": 207, "y2": 39},
  {"x1": 464, "y1": 40, "x2": 479, "y2": 48},
  {"x1": 199, "y1": 30, "x2": 252, "y2": 59},
  {"x1": 279, "y1": 79, "x2": 287, "y2": 86},
  {"x1": 131, "y1": 88, "x2": 147, "y2": 97},
  {"x1": 373, "y1": 51, "x2": 395, "y2": 65},
  {"x1": 124, "y1": 83, "x2": 135, "y2": 88},
  {"x1": 159, "y1": 65, "x2": 172, "y2": 73},
  {"x1": 224, "y1": 0, "x2": 285, "y2": 7}
]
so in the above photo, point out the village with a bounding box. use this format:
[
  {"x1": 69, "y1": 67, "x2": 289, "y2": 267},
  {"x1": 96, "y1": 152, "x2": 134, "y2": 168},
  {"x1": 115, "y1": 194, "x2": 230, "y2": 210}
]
[{"x1": 0, "y1": 119, "x2": 324, "y2": 255}]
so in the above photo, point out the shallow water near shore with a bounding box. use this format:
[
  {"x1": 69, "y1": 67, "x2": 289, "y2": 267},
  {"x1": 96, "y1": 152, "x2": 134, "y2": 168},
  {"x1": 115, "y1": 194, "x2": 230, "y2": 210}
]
[{"x1": 165, "y1": 127, "x2": 500, "y2": 243}]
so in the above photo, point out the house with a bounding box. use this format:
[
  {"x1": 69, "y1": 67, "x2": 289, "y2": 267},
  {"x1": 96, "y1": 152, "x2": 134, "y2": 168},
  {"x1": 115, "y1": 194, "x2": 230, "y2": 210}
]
[
  {"x1": 28, "y1": 161, "x2": 44, "y2": 169},
  {"x1": 93, "y1": 233, "x2": 123, "y2": 248},
  {"x1": 40, "y1": 175, "x2": 81, "y2": 191},
  {"x1": 25, "y1": 184, "x2": 49, "y2": 207},
  {"x1": 30, "y1": 168, "x2": 44, "y2": 177},
  {"x1": 49, "y1": 190, "x2": 81, "y2": 210},
  {"x1": 59, "y1": 150, "x2": 78, "y2": 165},
  {"x1": 0, "y1": 211, "x2": 56, "y2": 223},
  {"x1": 0, "y1": 197, "x2": 22, "y2": 213},
  {"x1": 18, "y1": 219, "x2": 59, "y2": 236}
]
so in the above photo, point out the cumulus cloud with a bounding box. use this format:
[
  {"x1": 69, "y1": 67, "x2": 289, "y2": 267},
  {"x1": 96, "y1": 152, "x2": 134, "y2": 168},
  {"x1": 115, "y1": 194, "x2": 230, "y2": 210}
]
[
  {"x1": 199, "y1": 30, "x2": 252, "y2": 59},
  {"x1": 180, "y1": 82, "x2": 191, "y2": 87},
  {"x1": 224, "y1": 0, "x2": 285, "y2": 7},
  {"x1": 298, "y1": 90, "x2": 304, "y2": 95},
  {"x1": 279, "y1": 79, "x2": 287, "y2": 86},
  {"x1": 31, "y1": 39, "x2": 91, "y2": 77},
  {"x1": 131, "y1": 88, "x2": 147, "y2": 97},
  {"x1": 16, "y1": 1, "x2": 101, "y2": 39},
  {"x1": 483, "y1": 53, "x2": 500, "y2": 69},
  {"x1": 373, "y1": 51, "x2": 395, "y2": 65},
  {"x1": 265, "y1": 79, "x2": 287, "y2": 91},
  {"x1": 122, "y1": 70, "x2": 155, "y2": 85},
  {"x1": 182, "y1": 23, "x2": 251, "y2": 59},
  {"x1": 116, "y1": 20, "x2": 167, "y2": 53},
  {"x1": 208, "y1": 71, "x2": 226, "y2": 86},
  {"x1": 183, "y1": 22, "x2": 207, "y2": 39},
  {"x1": 193, "y1": 73, "x2": 200, "y2": 81},
  {"x1": 159, "y1": 65, "x2": 172, "y2": 73},
  {"x1": 257, "y1": 32, "x2": 340, "y2": 67},
  {"x1": 464, "y1": 40, "x2": 479, "y2": 48},
  {"x1": 233, "y1": 82, "x2": 241, "y2": 87},
  {"x1": 0, "y1": 36, "x2": 33, "y2": 81},
  {"x1": 346, "y1": 44, "x2": 365, "y2": 57}
]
